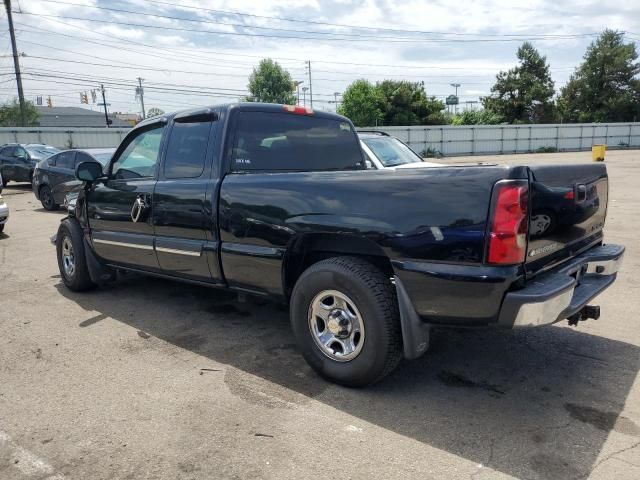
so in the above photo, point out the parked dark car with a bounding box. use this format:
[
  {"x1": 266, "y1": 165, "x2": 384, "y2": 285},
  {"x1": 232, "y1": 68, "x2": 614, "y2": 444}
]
[
  {"x1": 33, "y1": 148, "x2": 114, "y2": 210},
  {"x1": 0, "y1": 143, "x2": 60, "y2": 183},
  {"x1": 55, "y1": 103, "x2": 624, "y2": 387}
]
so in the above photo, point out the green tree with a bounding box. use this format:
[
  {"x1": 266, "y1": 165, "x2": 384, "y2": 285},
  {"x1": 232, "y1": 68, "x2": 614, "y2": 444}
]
[
  {"x1": 0, "y1": 98, "x2": 39, "y2": 127},
  {"x1": 451, "y1": 109, "x2": 503, "y2": 125},
  {"x1": 482, "y1": 42, "x2": 555, "y2": 123},
  {"x1": 558, "y1": 30, "x2": 640, "y2": 122},
  {"x1": 377, "y1": 80, "x2": 445, "y2": 125},
  {"x1": 337, "y1": 79, "x2": 384, "y2": 126},
  {"x1": 246, "y1": 58, "x2": 296, "y2": 104}
]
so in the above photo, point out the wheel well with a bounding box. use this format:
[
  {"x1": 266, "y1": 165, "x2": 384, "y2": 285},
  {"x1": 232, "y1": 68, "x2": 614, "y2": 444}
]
[{"x1": 282, "y1": 233, "x2": 394, "y2": 299}]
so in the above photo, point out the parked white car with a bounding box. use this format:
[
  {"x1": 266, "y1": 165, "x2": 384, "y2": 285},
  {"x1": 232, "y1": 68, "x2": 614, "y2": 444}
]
[
  {"x1": 0, "y1": 194, "x2": 8, "y2": 233},
  {"x1": 358, "y1": 131, "x2": 442, "y2": 169}
]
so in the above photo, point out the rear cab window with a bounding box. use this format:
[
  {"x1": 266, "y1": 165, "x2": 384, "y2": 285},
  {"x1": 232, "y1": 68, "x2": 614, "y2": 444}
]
[{"x1": 230, "y1": 112, "x2": 364, "y2": 172}]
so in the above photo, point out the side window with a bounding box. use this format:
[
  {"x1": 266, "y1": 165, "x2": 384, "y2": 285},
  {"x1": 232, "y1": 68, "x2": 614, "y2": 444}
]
[
  {"x1": 164, "y1": 121, "x2": 211, "y2": 179},
  {"x1": 111, "y1": 126, "x2": 164, "y2": 180},
  {"x1": 1, "y1": 147, "x2": 14, "y2": 157},
  {"x1": 14, "y1": 146, "x2": 26, "y2": 158},
  {"x1": 56, "y1": 151, "x2": 76, "y2": 170}
]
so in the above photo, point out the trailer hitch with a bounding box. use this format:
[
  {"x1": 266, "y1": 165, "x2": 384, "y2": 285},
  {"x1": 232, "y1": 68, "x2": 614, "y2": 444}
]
[{"x1": 567, "y1": 305, "x2": 601, "y2": 326}]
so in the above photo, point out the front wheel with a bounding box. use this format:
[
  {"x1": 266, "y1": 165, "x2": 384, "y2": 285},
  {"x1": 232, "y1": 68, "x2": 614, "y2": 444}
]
[
  {"x1": 290, "y1": 256, "x2": 403, "y2": 387},
  {"x1": 40, "y1": 185, "x2": 59, "y2": 211},
  {"x1": 56, "y1": 219, "x2": 95, "y2": 291}
]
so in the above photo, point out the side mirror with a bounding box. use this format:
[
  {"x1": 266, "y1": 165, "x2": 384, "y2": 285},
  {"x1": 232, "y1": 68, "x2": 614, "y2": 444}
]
[
  {"x1": 365, "y1": 159, "x2": 374, "y2": 169},
  {"x1": 75, "y1": 161, "x2": 103, "y2": 183}
]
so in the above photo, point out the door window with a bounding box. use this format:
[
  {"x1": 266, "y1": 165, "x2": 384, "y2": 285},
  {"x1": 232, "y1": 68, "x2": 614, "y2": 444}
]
[
  {"x1": 55, "y1": 151, "x2": 76, "y2": 170},
  {"x1": 111, "y1": 126, "x2": 164, "y2": 179},
  {"x1": 164, "y1": 121, "x2": 211, "y2": 179}
]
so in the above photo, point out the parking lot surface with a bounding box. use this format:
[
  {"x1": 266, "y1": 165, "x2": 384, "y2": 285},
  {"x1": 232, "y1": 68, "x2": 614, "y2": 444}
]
[{"x1": 1, "y1": 149, "x2": 639, "y2": 480}]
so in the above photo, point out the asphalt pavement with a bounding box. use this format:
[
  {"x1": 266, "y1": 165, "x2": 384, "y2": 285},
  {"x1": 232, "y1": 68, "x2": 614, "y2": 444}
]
[{"x1": 0, "y1": 149, "x2": 638, "y2": 479}]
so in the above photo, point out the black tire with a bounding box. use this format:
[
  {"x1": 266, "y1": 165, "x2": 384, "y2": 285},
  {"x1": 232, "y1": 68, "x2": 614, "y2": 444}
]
[
  {"x1": 290, "y1": 256, "x2": 403, "y2": 387},
  {"x1": 39, "y1": 185, "x2": 59, "y2": 211},
  {"x1": 0, "y1": 224, "x2": 4, "y2": 233},
  {"x1": 56, "y1": 219, "x2": 95, "y2": 291}
]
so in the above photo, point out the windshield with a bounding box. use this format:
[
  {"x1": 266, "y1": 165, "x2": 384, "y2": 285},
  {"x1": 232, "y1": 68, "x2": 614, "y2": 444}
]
[
  {"x1": 362, "y1": 137, "x2": 423, "y2": 167},
  {"x1": 26, "y1": 146, "x2": 60, "y2": 159}
]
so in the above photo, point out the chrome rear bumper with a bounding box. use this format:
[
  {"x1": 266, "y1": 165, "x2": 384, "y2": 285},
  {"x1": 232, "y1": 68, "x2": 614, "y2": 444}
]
[{"x1": 498, "y1": 244, "x2": 624, "y2": 327}]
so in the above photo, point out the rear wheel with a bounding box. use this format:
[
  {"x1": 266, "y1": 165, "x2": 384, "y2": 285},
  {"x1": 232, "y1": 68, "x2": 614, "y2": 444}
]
[
  {"x1": 290, "y1": 256, "x2": 402, "y2": 387},
  {"x1": 0, "y1": 224, "x2": 4, "y2": 233},
  {"x1": 56, "y1": 220, "x2": 95, "y2": 291},
  {"x1": 40, "y1": 185, "x2": 59, "y2": 211}
]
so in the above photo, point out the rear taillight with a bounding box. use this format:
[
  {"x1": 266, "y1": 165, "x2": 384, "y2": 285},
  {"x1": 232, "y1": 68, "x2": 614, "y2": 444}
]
[{"x1": 487, "y1": 180, "x2": 529, "y2": 265}]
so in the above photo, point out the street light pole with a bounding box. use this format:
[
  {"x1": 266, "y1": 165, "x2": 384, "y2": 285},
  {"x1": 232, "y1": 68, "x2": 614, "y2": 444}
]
[
  {"x1": 293, "y1": 81, "x2": 304, "y2": 106},
  {"x1": 450, "y1": 83, "x2": 461, "y2": 114},
  {"x1": 137, "y1": 77, "x2": 146, "y2": 119}
]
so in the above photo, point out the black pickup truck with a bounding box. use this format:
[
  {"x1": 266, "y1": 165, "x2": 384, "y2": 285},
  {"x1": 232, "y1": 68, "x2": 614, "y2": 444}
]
[{"x1": 56, "y1": 103, "x2": 624, "y2": 386}]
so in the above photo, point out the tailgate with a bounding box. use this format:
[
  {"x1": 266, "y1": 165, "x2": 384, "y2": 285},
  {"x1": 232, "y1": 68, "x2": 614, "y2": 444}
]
[{"x1": 526, "y1": 163, "x2": 608, "y2": 277}]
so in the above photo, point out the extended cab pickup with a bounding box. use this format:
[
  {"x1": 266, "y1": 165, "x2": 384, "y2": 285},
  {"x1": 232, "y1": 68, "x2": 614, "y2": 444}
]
[{"x1": 56, "y1": 103, "x2": 624, "y2": 387}]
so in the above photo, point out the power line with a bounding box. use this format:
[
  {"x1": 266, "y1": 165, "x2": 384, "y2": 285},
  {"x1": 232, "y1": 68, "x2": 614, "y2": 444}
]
[
  {"x1": 133, "y1": 0, "x2": 603, "y2": 39},
  {"x1": 15, "y1": 10, "x2": 597, "y2": 44},
  {"x1": 35, "y1": 0, "x2": 601, "y2": 42},
  {"x1": 13, "y1": 17, "x2": 577, "y2": 73}
]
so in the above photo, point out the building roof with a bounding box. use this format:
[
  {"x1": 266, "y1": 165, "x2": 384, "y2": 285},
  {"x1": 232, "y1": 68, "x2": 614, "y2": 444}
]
[{"x1": 35, "y1": 106, "x2": 132, "y2": 128}]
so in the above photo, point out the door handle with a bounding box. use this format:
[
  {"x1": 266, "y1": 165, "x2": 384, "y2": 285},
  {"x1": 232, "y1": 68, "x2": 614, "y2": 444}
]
[{"x1": 131, "y1": 195, "x2": 150, "y2": 223}]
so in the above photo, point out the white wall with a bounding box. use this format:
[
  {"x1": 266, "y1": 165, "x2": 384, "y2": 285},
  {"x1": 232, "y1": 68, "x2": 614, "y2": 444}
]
[
  {"x1": 358, "y1": 123, "x2": 640, "y2": 156},
  {"x1": 0, "y1": 127, "x2": 131, "y2": 149},
  {"x1": 1, "y1": 123, "x2": 639, "y2": 157}
]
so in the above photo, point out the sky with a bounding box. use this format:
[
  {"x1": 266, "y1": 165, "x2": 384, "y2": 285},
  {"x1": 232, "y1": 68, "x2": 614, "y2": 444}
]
[{"x1": 1, "y1": 0, "x2": 639, "y2": 117}]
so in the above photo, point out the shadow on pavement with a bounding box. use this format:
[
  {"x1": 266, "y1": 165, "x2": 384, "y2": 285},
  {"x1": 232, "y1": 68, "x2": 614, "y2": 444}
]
[{"x1": 56, "y1": 275, "x2": 640, "y2": 480}]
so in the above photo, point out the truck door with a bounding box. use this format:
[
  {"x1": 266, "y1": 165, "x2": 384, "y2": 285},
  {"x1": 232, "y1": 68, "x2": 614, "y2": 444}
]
[
  {"x1": 153, "y1": 110, "x2": 222, "y2": 283},
  {"x1": 87, "y1": 123, "x2": 165, "y2": 270}
]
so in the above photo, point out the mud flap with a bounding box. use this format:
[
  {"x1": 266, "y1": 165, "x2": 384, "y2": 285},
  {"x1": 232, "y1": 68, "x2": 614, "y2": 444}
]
[
  {"x1": 394, "y1": 276, "x2": 430, "y2": 360},
  {"x1": 83, "y1": 236, "x2": 116, "y2": 285}
]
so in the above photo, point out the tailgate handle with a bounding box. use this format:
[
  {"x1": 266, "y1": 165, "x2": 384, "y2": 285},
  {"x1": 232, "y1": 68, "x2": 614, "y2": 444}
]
[{"x1": 575, "y1": 184, "x2": 587, "y2": 203}]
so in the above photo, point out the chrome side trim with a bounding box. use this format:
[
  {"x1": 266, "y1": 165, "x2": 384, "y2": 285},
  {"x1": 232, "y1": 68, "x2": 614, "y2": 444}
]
[
  {"x1": 93, "y1": 238, "x2": 153, "y2": 250},
  {"x1": 156, "y1": 246, "x2": 201, "y2": 257}
]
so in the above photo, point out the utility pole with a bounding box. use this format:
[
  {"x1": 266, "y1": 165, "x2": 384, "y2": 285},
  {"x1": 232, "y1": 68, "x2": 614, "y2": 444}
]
[
  {"x1": 136, "y1": 77, "x2": 146, "y2": 119},
  {"x1": 4, "y1": 0, "x2": 26, "y2": 126},
  {"x1": 306, "y1": 60, "x2": 313, "y2": 108},
  {"x1": 99, "y1": 84, "x2": 110, "y2": 128}
]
